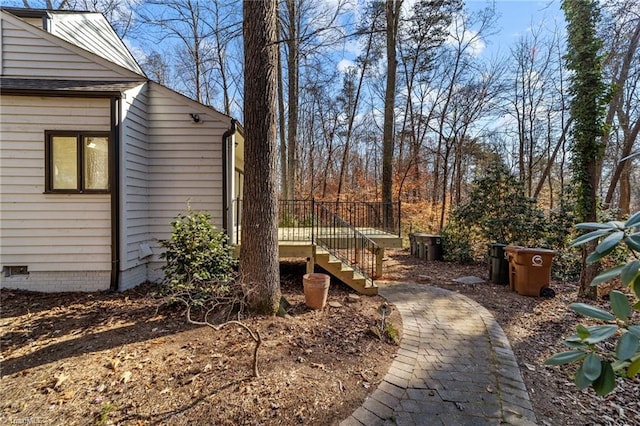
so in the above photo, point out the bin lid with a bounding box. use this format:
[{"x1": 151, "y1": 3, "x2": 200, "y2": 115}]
[{"x1": 517, "y1": 248, "x2": 555, "y2": 254}]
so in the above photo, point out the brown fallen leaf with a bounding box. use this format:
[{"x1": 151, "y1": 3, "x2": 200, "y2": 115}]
[
  {"x1": 109, "y1": 358, "x2": 120, "y2": 371},
  {"x1": 54, "y1": 373, "x2": 68, "y2": 389}
]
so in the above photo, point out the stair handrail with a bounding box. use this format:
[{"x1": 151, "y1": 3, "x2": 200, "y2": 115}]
[{"x1": 314, "y1": 201, "x2": 381, "y2": 283}]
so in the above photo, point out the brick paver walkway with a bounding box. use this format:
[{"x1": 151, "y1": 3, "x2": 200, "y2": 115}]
[{"x1": 341, "y1": 282, "x2": 537, "y2": 426}]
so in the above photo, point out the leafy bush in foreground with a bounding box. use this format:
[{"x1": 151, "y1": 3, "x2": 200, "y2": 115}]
[
  {"x1": 159, "y1": 208, "x2": 237, "y2": 303},
  {"x1": 545, "y1": 211, "x2": 640, "y2": 395}
]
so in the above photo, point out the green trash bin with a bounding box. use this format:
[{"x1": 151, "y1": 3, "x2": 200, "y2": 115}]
[
  {"x1": 424, "y1": 234, "x2": 443, "y2": 261},
  {"x1": 409, "y1": 233, "x2": 418, "y2": 257},
  {"x1": 488, "y1": 243, "x2": 509, "y2": 285},
  {"x1": 412, "y1": 233, "x2": 429, "y2": 259}
]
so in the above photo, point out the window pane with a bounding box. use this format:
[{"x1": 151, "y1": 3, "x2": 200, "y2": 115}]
[
  {"x1": 83, "y1": 137, "x2": 109, "y2": 190},
  {"x1": 51, "y1": 136, "x2": 78, "y2": 189}
]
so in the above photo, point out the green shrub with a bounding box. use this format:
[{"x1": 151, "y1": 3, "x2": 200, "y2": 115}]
[
  {"x1": 441, "y1": 220, "x2": 474, "y2": 264},
  {"x1": 545, "y1": 211, "x2": 640, "y2": 395},
  {"x1": 442, "y1": 161, "x2": 550, "y2": 261},
  {"x1": 546, "y1": 201, "x2": 581, "y2": 281},
  {"x1": 159, "y1": 208, "x2": 237, "y2": 303}
]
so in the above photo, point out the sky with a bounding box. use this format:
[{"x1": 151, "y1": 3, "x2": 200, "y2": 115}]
[
  {"x1": 334, "y1": 0, "x2": 565, "y2": 73},
  {"x1": 467, "y1": 0, "x2": 564, "y2": 59}
]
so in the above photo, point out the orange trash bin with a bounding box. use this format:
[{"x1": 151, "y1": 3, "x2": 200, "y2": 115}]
[
  {"x1": 504, "y1": 245, "x2": 524, "y2": 292},
  {"x1": 512, "y1": 248, "x2": 555, "y2": 297}
]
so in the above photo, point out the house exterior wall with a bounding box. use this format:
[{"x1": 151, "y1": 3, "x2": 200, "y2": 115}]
[
  {"x1": 47, "y1": 13, "x2": 144, "y2": 75},
  {"x1": 146, "y1": 82, "x2": 229, "y2": 282},
  {"x1": 0, "y1": 95, "x2": 112, "y2": 291},
  {"x1": 118, "y1": 83, "x2": 151, "y2": 290},
  {"x1": 0, "y1": 13, "x2": 137, "y2": 80},
  {"x1": 1, "y1": 11, "x2": 234, "y2": 292}
]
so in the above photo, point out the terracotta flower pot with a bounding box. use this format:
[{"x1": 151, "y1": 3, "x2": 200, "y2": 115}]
[{"x1": 303, "y1": 273, "x2": 330, "y2": 309}]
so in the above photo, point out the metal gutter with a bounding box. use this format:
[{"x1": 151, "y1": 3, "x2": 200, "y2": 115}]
[
  {"x1": 222, "y1": 118, "x2": 237, "y2": 234},
  {"x1": 109, "y1": 96, "x2": 121, "y2": 292}
]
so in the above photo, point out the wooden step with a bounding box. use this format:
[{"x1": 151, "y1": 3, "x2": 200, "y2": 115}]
[{"x1": 314, "y1": 247, "x2": 377, "y2": 296}]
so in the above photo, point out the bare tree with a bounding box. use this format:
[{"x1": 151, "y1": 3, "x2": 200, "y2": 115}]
[
  {"x1": 381, "y1": 0, "x2": 402, "y2": 226},
  {"x1": 141, "y1": 50, "x2": 171, "y2": 84},
  {"x1": 335, "y1": 26, "x2": 375, "y2": 201},
  {"x1": 505, "y1": 20, "x2": 569, "y2": 205},
  {"x1": 396, "y1": 0, "x2": 462, "y2": 201},
  {"x1": 137, "y1": 0, "x2": 241, "y2": 111},
  {"x1": 431, "y1": 7, "x2": 498, "y2": 229},
  {"x1": 277, "y1": 0, "x2": 349, "y2": 199},
  {"x1": 601, "y1": 1, "x2": 640, "y2": 214},
  {"x1": 19, "y1": 0, "x2": 139, "y2": 37},
  {"x1": 138, "y1": 0, "x2": 214, "y2": 103}
]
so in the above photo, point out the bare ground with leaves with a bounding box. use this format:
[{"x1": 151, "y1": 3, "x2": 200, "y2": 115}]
[
  {"x1": 0, "y1": 261, "x2": 399, "y2": 425},
  {"x1": 383, "y1": 249, "x2": 640, "y2": 426},
  {"x1": 2, "y1": 251, "x2": 639, "y2": 425}
]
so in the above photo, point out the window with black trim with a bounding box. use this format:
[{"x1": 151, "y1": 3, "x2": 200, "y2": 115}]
[{"x1": 45, "y1": 132, "x2": 110, "y2": 193}]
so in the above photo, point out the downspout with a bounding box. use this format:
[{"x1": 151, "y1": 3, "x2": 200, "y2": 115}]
[
  {"x1": 110, "y1": 96, "x2": 121, "y2": 292},
  {"x1": 222, "y1": 118, "x2": 237, "y2": 235}
]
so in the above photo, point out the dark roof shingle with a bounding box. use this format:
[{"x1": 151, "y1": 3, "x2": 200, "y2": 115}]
[{"x1": 0, "y1": 78, "x2": 143, "y2": 95}]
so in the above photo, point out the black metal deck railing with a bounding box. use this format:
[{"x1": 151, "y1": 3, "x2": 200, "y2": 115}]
[
  {"x1": 233, "y1": 198, "x2": 316, "y2": 244},
  {"x1": 278, "y1": 199, "x2": 315, "y2": 241},
  {"x1": 231, "y1": 198, "x2": 397, "y2": 281},
  {"x1": 323, "y1": 200, "x2": 401, "y2": 236}
]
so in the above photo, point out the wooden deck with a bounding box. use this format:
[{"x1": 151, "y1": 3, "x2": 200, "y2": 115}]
[
  {"x1": 232, "y1": 227, "x2": 401, "y2": 294},
  {"x1": 234, "y1": 227, "x2": 402, "y2": 247}
]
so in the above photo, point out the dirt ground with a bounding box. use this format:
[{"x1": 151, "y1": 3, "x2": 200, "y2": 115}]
[
  {"x1": 2, "y1": 250, "x2": 639, "y2": 425},
  {"x1": 1, "y1": 261, "x2": 400, "y2": 426}
]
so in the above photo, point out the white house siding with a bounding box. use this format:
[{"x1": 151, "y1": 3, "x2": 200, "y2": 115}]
[
  {"x1": 118, "y1": 83, "x2": 151, "y2": 290},
  {"x1": 0, "y1": 95, "x2": 112, "y2": 291},
  {"x1": 0, "y1": 12, "x2": 138, "y2": 80},
  {"x1": 146, "y1": 83, "x2": 230, "y2": 282},
  {"x1": 48, "y1": 13, "x2": 144, "y2": 75}
]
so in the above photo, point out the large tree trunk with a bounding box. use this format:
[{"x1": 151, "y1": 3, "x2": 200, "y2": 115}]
[
  {"x1": 285, "y1": 0, "x2": 299, "y2": 200},
  {"x1": 277, "y1": 14, "x2": 288, "y2": 197},
  {"x1": 619, "y1": 164, "x2": 631, "y2": 215},
  {"x1": 382, "y1": 0, "x2": 402, "y2": 228},
  {"x1": 241, "y1": 0, "x2": 281, "y2": 314},
  {"x1": 603, "y1": 19, "x2": 640, "y2": 211},
  {"x1": 563, "y1": 0, "x2": 606, "y2": 299}
]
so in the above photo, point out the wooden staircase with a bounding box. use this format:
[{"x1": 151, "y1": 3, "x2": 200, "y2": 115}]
[
  {"x1": 232, "y1": 199, "x2": 402, "y2": 296},
  {"x1": 314, "y1": 247, "x2": 378, "y2": 296}
]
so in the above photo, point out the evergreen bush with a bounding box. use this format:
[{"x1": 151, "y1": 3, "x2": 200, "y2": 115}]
[
  {"x1": 442, "y1": 161, "x2": 550, "y2": 261},
  {"x1": 159, "y1": 208, "x2": 238, "y2": 303},
  {"x1": 545, "y1": 211, "x2": 640, "y2": 395}
]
